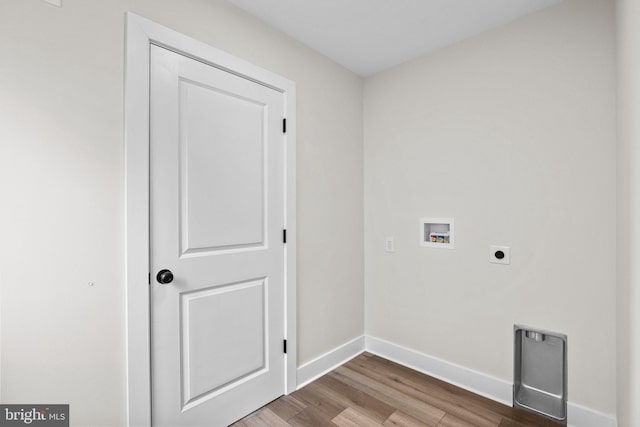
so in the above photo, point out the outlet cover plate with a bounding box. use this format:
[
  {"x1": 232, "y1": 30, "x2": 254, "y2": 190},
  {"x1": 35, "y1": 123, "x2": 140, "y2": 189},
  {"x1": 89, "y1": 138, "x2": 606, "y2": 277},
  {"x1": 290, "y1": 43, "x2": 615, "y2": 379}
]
[
  {"x1": 490, "y1": 245, "x2": 510, "y2": 264},
  {"x1": 385, "y1": 237, "x2": 395, "y2": 253}
]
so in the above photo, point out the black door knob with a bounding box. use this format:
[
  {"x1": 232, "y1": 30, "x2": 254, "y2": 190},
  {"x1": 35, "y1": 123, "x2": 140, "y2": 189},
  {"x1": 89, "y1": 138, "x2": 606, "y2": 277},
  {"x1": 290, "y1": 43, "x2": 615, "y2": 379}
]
[{"x1": 156, "y1": 269, "x2": 174, "y2": 284}]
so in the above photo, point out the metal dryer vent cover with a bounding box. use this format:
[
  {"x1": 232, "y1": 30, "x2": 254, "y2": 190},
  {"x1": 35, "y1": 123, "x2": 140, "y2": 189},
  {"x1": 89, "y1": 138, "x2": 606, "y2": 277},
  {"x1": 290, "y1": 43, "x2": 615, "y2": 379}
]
[{"x1": 513, "y1": 325, "x2": 567, "y2": 424}]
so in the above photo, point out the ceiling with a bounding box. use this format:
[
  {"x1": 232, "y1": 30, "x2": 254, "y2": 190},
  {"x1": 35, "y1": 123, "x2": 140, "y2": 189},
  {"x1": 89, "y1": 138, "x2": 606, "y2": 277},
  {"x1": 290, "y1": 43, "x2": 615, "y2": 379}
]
[{"x1": 227, "y1": 0, "x2": 563, "y2": 76}]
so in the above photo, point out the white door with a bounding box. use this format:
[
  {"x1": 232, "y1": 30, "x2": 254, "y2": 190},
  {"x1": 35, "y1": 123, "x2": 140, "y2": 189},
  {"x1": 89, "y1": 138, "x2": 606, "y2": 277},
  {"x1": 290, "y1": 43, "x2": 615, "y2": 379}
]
[{"x1": 150, "y1": 45, "x2": 286, "y2": 426}]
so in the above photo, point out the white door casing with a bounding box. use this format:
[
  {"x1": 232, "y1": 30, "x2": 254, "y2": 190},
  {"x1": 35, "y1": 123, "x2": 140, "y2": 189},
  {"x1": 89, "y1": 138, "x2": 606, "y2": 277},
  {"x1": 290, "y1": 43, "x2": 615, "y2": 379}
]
[{"x1": 125, "y1": 13, "x2": 297, "y2": 427}]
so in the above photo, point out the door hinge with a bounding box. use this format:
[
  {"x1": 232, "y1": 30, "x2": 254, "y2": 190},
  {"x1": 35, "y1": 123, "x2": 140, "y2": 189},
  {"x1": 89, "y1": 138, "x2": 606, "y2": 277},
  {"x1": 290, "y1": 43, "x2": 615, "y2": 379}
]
[
  {"x1": 148, "y1": 272, "x2": 151, "y2": 285},
  {"x1": 283, "y1": 229, "x2": 287, "y2": 244},
  {"x1": 283, "y1": 118, "x2": 287, "y2": 134},
  {"x1": 283, "y1": 339, "x2": 287, "y2": 354}
]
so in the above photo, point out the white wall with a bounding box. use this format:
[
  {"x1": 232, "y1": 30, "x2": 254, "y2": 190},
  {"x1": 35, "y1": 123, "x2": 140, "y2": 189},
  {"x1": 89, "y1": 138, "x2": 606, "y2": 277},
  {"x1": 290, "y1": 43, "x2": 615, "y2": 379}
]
[
  {"x1": 0, "y1": 0, "x2": 363, "y2": 425},
  {"x1": 364, "y1": 0, "x2": 616, "y2": 416},
  {"x1": 616, "y1": 0, "x2": 640, "y2": 425}
]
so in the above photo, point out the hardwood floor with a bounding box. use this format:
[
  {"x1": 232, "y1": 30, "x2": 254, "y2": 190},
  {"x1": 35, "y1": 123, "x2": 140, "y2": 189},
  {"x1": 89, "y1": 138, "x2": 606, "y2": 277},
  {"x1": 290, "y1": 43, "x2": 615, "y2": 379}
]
[{"x1": 232, "y1": 353, "x2": 562, "y2": 427}]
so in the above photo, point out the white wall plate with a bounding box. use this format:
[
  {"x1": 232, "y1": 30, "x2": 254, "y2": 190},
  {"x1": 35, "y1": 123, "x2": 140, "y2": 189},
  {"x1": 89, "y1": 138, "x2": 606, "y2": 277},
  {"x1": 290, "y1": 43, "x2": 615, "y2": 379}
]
[{"x1": 489, "y1": 245, "x2": 510, "y2": 264}]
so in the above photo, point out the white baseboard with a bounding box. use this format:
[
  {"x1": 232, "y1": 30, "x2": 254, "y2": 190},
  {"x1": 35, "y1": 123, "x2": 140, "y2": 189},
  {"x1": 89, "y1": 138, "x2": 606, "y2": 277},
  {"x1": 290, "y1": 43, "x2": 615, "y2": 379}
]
[
  {"x1": 296, "y1": 335, "x2": 365, "y2": 389},
  {"x1": 567, "y1": 402, "x2": 617, "y2": 427},
  {"x1": 365, "y1": 335, "x2": 617, "y2": 427},
  {"x1": 365, "y1": 335, "x2": 513, "y2": 406},
  {"x1": 295, "y1": 335, "x2": 616, "y2": 427}
]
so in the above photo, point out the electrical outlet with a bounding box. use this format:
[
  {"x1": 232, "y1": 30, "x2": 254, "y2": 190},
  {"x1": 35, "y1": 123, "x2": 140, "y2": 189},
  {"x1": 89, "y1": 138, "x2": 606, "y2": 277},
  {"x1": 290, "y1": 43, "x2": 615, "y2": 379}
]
[
  {"x1": 490, "y1": 245, "x2": 510, "y2": 264},
  {"x1": 385, "y1": 237, "x2": 395, "y2": 253}
]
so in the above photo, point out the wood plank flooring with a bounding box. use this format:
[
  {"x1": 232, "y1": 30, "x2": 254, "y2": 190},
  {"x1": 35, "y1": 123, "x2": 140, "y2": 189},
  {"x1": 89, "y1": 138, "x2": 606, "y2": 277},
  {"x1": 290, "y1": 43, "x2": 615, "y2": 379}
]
[{"x1": 232, "y1": 353, "x2": 562, "y2": 427}]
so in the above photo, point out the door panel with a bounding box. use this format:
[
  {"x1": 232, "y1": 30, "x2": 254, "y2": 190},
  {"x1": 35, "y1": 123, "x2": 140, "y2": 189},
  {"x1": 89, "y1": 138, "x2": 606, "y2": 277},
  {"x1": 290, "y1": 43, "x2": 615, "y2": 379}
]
[
  {"x1": 150, "y1": 45, "x2": 285, "y2": 426},
  {"x1": 179, "y1": 79, "x2": 266, "y2": 254},
  {"x1": 182, "y1": 278, "x2": 266, "y2": 406}
]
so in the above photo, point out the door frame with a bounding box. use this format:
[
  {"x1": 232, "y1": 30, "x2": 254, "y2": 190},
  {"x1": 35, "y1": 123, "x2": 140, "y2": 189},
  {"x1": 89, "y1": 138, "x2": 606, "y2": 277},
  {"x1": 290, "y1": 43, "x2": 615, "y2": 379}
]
[{"x1": 124, "y1": 13, "x2": 297, "y2": 426}]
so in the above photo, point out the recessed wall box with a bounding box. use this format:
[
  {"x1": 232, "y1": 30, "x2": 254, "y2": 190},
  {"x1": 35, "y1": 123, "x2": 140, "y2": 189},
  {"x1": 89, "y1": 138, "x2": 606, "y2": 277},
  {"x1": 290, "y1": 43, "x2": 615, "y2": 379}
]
[
  {"x1": 420, "y1": 218, "x2": 454, "y2": 249},
  {"x1": 514, "y1": 325, "x2": 568, "y2": 424}
]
